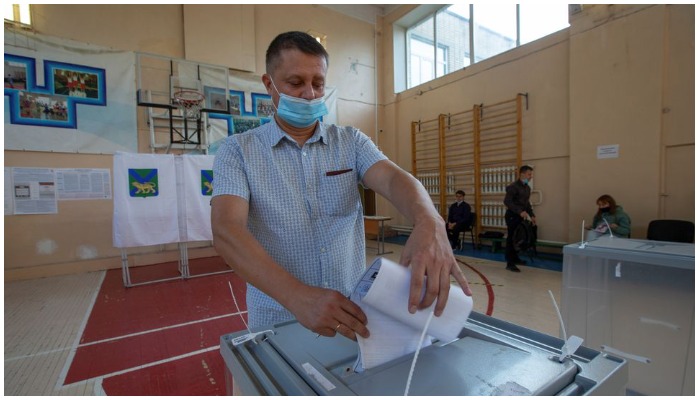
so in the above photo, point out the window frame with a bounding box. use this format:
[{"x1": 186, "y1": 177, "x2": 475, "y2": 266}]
[
  {"x1": 4, "y1": 4, "x2": 32, "y2": 29},
  {"x1": 397, "y1": 4, "x2": 569, "y2": 93}
]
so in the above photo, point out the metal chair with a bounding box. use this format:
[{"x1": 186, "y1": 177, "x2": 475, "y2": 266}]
[
  {"x1": 646, "y1": 219, "x2": 694, "y2": 243},
  {"x1": 459, "y1": 212, "x2": 477, "y2": 250}
]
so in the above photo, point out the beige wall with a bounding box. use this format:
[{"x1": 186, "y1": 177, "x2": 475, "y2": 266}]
[
  {"x1": 378, "y1": 6, "x2": 571, "y2": 243},
  {"x1": 568, "y1": 5, "x2": 695, "y2": 240},
  {"x1": 377, "y1": 4, "x2": 694, "y2": 244},
  {"x1": 4, "y1": 4, "x2": 694, "y2": 281}
]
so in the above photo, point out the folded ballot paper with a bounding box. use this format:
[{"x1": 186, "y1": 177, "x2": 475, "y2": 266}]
[{"x1": 350, "y1": 257, "x2": 473, "y2": 372}]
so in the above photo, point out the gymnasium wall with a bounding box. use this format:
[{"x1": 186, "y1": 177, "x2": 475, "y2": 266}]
[
  {"x1": 376, "y1": 4, "x2": 694, "y2": 243},
  {"x1": 4, "y1": 4, "x2": 694, "y2": 281}
]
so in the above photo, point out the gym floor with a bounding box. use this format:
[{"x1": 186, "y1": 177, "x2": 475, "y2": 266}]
[{"x1": 4, "y1": 239, "x2": 564, "y2": 395}]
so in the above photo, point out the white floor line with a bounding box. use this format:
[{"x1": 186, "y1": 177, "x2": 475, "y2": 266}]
[
  {"x1": 60, "y1": 345, "x2": 221, "y2": 389},
  {"x1": 56, "y1": 270, "x2": 106, "y2": 390},
  {"x1": 4, "y1": 346, "x2": 73, "y2": 362},
  {"x1": 77, "y1": 311, "x2": 246, "y2": 347},
  {"x1": 93, "y1": 377, "x2": 105, "y2": 396}
]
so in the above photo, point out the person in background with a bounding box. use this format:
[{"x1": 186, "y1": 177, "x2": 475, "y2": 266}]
[
  {"x1": 445, "y1": 190, "x2": 472, "y2": 250},
  {"x1": 503, "y1": 165, "x2": 536, "y2": 272},
  {"x1": 211, "y1": 31, "x2": 471, "y2": 342},
  {"x1": 587, "y1": 194, "x2": 631, "y2": 238}
]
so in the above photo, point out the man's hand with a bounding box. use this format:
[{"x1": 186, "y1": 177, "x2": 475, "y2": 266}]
[
  {"x1": 360, "y1": 160, "x2": 471, "y2": 318},
  {"x1": 286, "y1": 284, "x2": 370, "y2": 341},
  {"x1": 400, "y1": 215, "x2": 472, "y2": 317},
  {"x1": 447, "y1": 222, "x2": 456, "y2": 229}
]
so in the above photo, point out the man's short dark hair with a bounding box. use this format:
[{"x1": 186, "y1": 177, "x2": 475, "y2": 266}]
[
  {"x1": 519, "y1": 165, "x2": 533, "y2": 174},
  {"x1": 455, "y1": 190, "x2": 466, "y2": 196},
  {"x1": 266, "y1": 31, "x2": 329, "y2": 74}
]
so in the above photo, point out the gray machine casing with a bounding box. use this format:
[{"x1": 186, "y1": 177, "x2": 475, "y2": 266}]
[{"x1": 220, "y1": 312, "x2": 627, "y2": 396}]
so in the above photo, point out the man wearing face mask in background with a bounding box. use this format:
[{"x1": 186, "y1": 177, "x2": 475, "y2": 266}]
[
  {"x1": 211, "y1": 31, "x2": 471, "y2": 341},
  {"x1": 503, "y1": 165, "x2": 536, "y2": 272}
]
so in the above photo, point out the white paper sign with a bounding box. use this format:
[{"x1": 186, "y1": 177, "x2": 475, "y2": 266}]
[
  {"x1": 56, "y1": 168, "x2": 112, "y2": 200},
  {"x1": 12, "y1": 167, "x2": 58, "y2": 215},
  {"x1": 597, "y1": 144, "x2": 620, "y2": 159}
]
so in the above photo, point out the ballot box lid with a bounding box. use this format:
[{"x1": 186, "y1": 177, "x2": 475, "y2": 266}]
[
  {"x1": 220, "y1": 313, "x2": 627, "y2": 396},
  {"x1": 564, "y1": 236, "x2": 694, "y2": 270}
]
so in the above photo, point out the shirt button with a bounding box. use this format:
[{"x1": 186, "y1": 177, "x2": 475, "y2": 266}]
[
  {"x1": 320, "y1": 247, "x2": 326, "y2": 252},
  {"x1": 302, "y1": 152, "x2": 307, "y2": 157}
]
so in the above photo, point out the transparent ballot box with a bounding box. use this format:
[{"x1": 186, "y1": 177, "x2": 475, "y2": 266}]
[{"x1": 562, "y1": 236, "x2": 694, "y2": 395}]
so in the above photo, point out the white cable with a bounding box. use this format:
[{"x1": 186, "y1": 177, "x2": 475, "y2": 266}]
[
  {"x1": 228, "y1": 280, "x2": 274, "y2": 346},
  {"x1": 404, "y1": 312, "x2": 434, "y2": 396},
  {"x1": 548, "y1": 290, "x2": 567, "y2": 341},
  {"x1": 229, "y1": 281, "x2": 250, "y2": 334}
]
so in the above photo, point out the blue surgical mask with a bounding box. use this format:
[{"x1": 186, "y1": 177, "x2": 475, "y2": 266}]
[
  {"x1": 522, "y1": 179, "x2": 529, "y2": 185},
  {"x1": 270, "y1": 79, "x2": 328, "y2": 128}
]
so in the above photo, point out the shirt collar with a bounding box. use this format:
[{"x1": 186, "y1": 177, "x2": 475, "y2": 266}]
[{"x1": 264, "y1": 118, "x2": 328, "y2": 148}]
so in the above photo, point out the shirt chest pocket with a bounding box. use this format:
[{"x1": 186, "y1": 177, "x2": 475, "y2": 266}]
[{"x1": 319, "y1": 170, "x2": 359, "y2": 216}]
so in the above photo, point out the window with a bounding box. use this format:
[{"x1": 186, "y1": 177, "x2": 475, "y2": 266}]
[
  {"x1": 4, "y1": 4, "x2": 31, "y2": 26},
  {"x1": 519, "y1": 3, "x2": 569, "y2": 45},
  {"x1": 407, "y1": 16, "x2": 434, "y2": 88},
  {"x1": 401, "y1": 4, "x2": 569, "y2": 91},
  {"x1": 473, "y1": 4, "x2": 516, "y2": 62}
]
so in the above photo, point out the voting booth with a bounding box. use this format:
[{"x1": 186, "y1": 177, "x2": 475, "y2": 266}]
[
  {"x1": 219, "y1": 312, "x2": 627, "y2": 396},
  {"x1": 562, "y1": 236, "x2": 694, "y2": 395}
]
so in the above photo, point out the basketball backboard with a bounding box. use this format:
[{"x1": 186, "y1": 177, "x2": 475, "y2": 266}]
[{"x1": 136, "y1": 52, "x2": 230, "y2": 114}]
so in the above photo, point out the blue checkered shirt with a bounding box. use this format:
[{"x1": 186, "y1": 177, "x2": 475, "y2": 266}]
[{"x1": 212, "y1": 120, "x2": 387, "y2": 328}]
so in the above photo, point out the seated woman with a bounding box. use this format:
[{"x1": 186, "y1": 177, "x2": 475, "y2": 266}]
[{"x1": 587, "y1": 194, "x2": 631, "y2": 239}]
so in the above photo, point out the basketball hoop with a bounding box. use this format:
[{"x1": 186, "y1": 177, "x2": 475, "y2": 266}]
[{"x1": 173, "y1": 90, "x2": 205, "y2": 119}]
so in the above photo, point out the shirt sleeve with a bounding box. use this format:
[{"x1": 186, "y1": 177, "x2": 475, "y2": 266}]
[
  {"x1": 354, "y1": 128, "x2": 388, "y2": 178},
  {"x1": 212, "y1": 138, "x2": 250, "y2": 201},
  {"x1": 613, "y1": 212, "x2": 631, "y2": 237}
]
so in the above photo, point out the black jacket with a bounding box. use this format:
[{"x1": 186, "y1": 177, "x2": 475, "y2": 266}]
[
  {"x1": 448, "y1": 201, "x2": 471, "y2": 224},
  {"x1": 503, "y1": 180, "x2": 534, "y2": 217}
]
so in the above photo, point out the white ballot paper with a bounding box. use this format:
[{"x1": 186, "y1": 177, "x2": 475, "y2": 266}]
[{"x1": 350, "y1": 257, "x2": 473, "y2": 372}]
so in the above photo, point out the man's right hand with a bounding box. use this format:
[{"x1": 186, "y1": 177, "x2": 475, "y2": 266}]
[{"x1": 287, "y1": 284, "x2": 370, "y2": 341}]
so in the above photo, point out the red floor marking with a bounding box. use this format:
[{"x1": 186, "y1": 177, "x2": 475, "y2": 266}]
[
  {"x1": 64, "y1": 314, "x2": 247, "y2": 385},
  {"x1": 458, "y1": 259, "x2": 495, "y2": 316},
  {"x1": 101, "y1": 349, "x2": 226, "y2": 396},
  {"x1": 127, "y1": 256, "x2": 232, "y2": 286},
  {"x1": 81, "y1": 261, "x2": 247, "y2": 343},
  {"x1": 63, "y1": 259, "x2": 250, "y2": 394}
]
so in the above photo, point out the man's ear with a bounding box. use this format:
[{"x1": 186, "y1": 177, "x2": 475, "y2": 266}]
[{"x1": 262, "y1": 74, "x2": 276, "y2": 96}]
